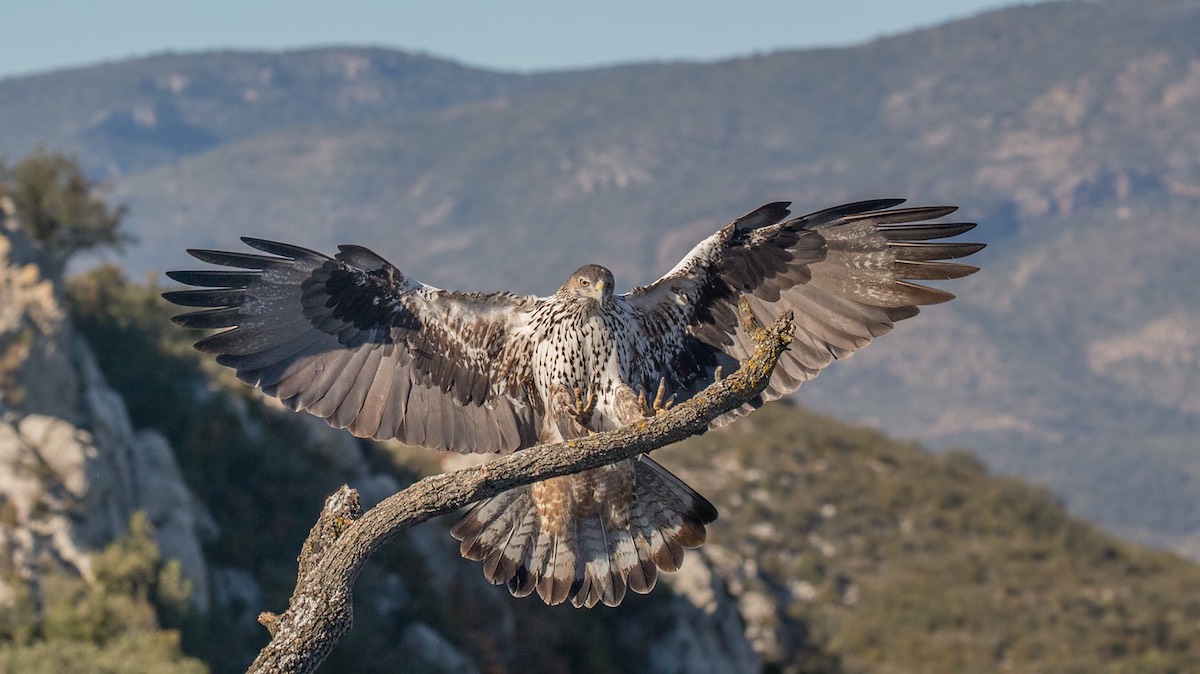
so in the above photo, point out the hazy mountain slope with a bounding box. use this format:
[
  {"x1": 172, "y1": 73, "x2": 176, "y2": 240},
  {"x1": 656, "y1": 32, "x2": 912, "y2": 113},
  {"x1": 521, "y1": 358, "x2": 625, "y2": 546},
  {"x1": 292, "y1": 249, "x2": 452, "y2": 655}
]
[
  {"x1": 660, "y1": 402, "x2": 1200, "y2": 673},
  {"x1": 0, "y1": 47, "x2": 539, "y2": 175},
  {"x1": 101, "y1": 0, "x2": 1200, "y2": 552}
]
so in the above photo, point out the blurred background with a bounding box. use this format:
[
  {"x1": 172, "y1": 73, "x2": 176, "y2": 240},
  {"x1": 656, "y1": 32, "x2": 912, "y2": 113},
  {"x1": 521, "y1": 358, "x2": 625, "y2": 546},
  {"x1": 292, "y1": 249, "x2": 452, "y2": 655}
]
[{"x1": 1, "y1": 0, "x2": 1198, "y2": 671}]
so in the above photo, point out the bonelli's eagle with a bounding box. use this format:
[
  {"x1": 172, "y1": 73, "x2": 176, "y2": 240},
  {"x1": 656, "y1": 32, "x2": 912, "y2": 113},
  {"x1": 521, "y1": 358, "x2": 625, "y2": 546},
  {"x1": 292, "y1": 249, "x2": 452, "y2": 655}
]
[{"x1": 165, "y1": 199, "x2": 981, "y2": 608}]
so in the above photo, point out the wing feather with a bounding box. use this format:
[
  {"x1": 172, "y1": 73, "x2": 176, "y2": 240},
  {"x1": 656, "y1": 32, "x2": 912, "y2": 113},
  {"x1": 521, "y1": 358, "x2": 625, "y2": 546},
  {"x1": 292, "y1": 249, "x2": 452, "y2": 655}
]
[
  {"x1": 376, "y1": 369, "x2": 413, "y2": 441},
  {"x1": 165, "y1": 239, "x2": 543, "y2": 453},
  {"x1": 625, "y1": 199, "x2": 982, "y2": 427},
  {"x1": 346, "y1": 342, "x2": 395, "y2": 439}
]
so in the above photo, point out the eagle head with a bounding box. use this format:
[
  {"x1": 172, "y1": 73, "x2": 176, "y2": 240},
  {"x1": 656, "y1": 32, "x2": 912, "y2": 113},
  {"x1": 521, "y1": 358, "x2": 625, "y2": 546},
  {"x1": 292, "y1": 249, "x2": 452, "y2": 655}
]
[{"x1": 562, "y1": 264, "x2": 614, "y2": 305}]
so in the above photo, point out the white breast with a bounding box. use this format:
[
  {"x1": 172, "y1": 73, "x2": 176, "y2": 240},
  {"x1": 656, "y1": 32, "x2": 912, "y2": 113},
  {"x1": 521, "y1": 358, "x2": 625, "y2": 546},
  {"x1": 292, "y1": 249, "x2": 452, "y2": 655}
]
[{"x1": 531, "y1": 302, "x2": 637, "y2": 433}]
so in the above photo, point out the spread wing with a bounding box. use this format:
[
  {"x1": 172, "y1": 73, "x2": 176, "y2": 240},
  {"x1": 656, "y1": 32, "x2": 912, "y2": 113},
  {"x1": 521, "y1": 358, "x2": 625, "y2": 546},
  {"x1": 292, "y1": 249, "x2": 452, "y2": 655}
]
[
  {"x1": 624, "y1": 199, "x2": 984, "y2": 426},
  {"x1": 163, "y1": 238, "x2": 543, "y2": 453}
]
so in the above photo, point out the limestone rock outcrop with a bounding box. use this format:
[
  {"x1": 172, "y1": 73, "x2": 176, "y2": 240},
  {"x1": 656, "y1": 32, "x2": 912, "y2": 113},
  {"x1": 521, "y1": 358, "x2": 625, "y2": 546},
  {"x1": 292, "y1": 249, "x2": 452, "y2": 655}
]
[{"x1": 0, "y1": 224, "x2": 214, "y2": 610}]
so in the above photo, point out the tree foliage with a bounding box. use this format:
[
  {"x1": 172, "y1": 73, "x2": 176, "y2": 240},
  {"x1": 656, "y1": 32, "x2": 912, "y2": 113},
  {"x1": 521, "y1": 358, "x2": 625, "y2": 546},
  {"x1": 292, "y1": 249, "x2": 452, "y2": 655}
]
[
  {"x1": 0, "y1": 513, "x2": 204, "y2": 673},
  {"x1": 0, "y1": 149, "x2": 128, "y2": 263}
]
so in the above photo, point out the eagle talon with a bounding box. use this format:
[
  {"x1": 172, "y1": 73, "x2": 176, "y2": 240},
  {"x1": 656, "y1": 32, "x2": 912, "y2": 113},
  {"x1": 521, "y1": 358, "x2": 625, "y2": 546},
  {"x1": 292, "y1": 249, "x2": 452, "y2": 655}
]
[
  {"x1": 639, "y1": 378, "x2": 676, "y2": 417},
  {"x1": 571, "y1": 386, "x2": 598, "y2": 425}
]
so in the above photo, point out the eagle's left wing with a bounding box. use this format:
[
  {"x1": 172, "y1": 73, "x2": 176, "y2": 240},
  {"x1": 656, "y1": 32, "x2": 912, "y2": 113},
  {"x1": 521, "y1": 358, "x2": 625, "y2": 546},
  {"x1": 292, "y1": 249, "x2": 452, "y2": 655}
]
[
  {"x1": 164, "y1": 238, "x2": 543, "y2": 453},
  {"x1": 623, "y1": 199, "x2": 983, "y2": 427}
]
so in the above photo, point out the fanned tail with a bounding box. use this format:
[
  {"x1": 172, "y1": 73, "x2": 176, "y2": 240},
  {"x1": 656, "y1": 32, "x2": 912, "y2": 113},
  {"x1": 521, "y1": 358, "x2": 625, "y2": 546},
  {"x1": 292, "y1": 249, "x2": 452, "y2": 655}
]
[
  {"x1": 450, "y1": 457, "x2": 717, "y2": 608},
  {"x1": 452, "y1": 488, "x2": 536, "y2": 592}
]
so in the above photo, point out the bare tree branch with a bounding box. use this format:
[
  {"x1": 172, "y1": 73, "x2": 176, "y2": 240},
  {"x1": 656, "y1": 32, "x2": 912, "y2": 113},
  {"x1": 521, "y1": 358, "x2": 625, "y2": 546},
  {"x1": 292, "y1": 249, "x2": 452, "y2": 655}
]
[{"x1": 247, "y1": 303, "x2": 795, "y2": 674}]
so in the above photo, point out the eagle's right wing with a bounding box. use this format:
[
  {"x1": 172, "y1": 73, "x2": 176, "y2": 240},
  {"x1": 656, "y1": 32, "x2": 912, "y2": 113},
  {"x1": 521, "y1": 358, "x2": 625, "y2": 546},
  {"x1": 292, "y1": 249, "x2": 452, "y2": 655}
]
[{"x1": 164, "y1": 238, "x2": 543, "y2": 453}]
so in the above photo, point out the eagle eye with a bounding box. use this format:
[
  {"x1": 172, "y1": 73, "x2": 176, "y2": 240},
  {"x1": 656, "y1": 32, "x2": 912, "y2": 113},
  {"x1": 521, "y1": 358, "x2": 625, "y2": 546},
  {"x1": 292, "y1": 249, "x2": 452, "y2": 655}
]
[{"x1": 578, "y1": 278, "x2": 590, "y2": 287}]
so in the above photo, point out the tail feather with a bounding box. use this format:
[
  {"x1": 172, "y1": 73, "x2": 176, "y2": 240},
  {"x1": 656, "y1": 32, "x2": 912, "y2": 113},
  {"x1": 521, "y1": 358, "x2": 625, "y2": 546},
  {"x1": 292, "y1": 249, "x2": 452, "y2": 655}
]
[
  {"x1": 503, "y1": 509, "x2": 542, "y2": 598},
  {"x1": 675, "y1": 518, "x2": 708, "y2": 548},
  {"x1": 634, "y1": 456, "x2": 715, "y2": 573},
  {"x1": 626, "y1": 507, "x2": 661, "y2": 594},
  {"x1": 482, "y1": 502, "x2": 536, "y2": 587},
  {"x1": 535, "y1": 524, "x2": 577, "y2": 605},
  {"x1": 649, "y1": 533, "x2": 686, "y2": 573},
  {"x1": 507, "y1": 565, "x2": 535, "y2": 598},
  {"x1": 604, "y1": 525, "x2": 643, "y2": 604},
  {"x1": 510, "y1": 499, "x2": 549, "y2": 598},
  {"x1": 573, "y1": 519, "x2": 603, "y2": 608},
  {"x1": 450, "y1": 457, "x2": 717, "y2": 608},
  {"x1": 573, "y1": 512, "x2": 629, "y2": 608},
  {"x1": 516, "y1": 514, "x2": 553, "y2": 599},
  {"x1": 452, "y1": 488, "x2": 526, "y2": 562}
]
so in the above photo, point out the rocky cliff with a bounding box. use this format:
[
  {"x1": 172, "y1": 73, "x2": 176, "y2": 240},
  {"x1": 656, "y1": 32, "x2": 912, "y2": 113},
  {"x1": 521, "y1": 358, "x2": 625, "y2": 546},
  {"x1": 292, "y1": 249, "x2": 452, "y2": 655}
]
[{"x1": 0, "y1": 219, "x2": 214, "y2": 611}]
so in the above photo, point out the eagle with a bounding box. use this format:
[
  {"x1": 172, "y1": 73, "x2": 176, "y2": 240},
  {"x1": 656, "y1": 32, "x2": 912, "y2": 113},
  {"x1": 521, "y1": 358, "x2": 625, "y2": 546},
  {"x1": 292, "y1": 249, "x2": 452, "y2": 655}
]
[{"x1": 164, "y1": 198, "x2": 981, "y2": 608}]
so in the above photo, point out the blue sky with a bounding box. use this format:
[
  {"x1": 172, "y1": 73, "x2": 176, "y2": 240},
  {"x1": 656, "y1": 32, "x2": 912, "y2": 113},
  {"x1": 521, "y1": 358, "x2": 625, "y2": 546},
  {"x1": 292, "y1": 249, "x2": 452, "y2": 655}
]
[{"x1": 1, "y1": 0, "x2": 1041, "y2": 79}]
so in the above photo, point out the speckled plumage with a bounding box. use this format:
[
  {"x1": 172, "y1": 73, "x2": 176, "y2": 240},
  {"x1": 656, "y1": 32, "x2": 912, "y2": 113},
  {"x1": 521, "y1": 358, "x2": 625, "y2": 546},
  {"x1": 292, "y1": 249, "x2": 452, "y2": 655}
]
[{"x1": 164, "y1": 198, "x2": 982, "y2": 607}]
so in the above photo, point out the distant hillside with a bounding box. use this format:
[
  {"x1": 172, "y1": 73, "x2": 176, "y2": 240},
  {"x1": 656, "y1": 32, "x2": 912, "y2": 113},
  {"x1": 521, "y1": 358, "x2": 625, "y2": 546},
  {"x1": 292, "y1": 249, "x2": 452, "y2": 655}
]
[
  {"x1": 0, "y1": 48, "x2": 543, "y2": 175},
  {"x1": 2, "y1": 0, "x2": 1198, "y2": 559},
  {"x1": 660, "y1": 402, "x2": 1200, "y2": 673}
]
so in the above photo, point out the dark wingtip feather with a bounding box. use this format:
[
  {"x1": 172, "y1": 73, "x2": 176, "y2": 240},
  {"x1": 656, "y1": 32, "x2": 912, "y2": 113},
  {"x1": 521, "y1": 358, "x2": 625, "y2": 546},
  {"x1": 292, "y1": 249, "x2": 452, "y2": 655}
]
[
  {"x1": 187, "y1": 248, "x2": 284, "y2": 269},
  {"x1": 860, "y1": 205, "x2": 959, "y2": 223},
  {"x1": 164, "y1": 270, "x2": 191, "y2": 284},
  {"x1": 240, "y1": 237, "x2": 325, "y2": 260},
  {"x1": 733, "y1": 202, "x2": 793, "y2": 231},
  {"x1": 675, "y1": 520, "x2": 708, "y2": 548},
  {"x1": 891, "y1": 241, "x2": 986, "y2": 261},
  {"x1": 888, "y1": 305, "x2": 921, "y2": 322},
  {"x1": 796, "y1": 198, "x2": 908, "y2": 228},
  {"x1": 164, "y1": 269, "x2": 260, "y2": 289},
  {"x1": 336, "y1": 244, "x2": 390, "y2": 270},
  {"x1": 897, "y1": 281, "x2": 957, "y2": 305},
  {"x1": 162, "y1": 288, "x2": 245, "y2": 307},
  {"x1": 880, "y1": 222, "x2": 977, "y2": 241},
  {"x1": 169, "y1": 307, "x2": 242, "y2": 329},
  {"x1": 893, "y1": 260, "x2": 981, "y2": 281},
  {"x1": 837, "y1": 198, "x2": 908, "y2": 214}
]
